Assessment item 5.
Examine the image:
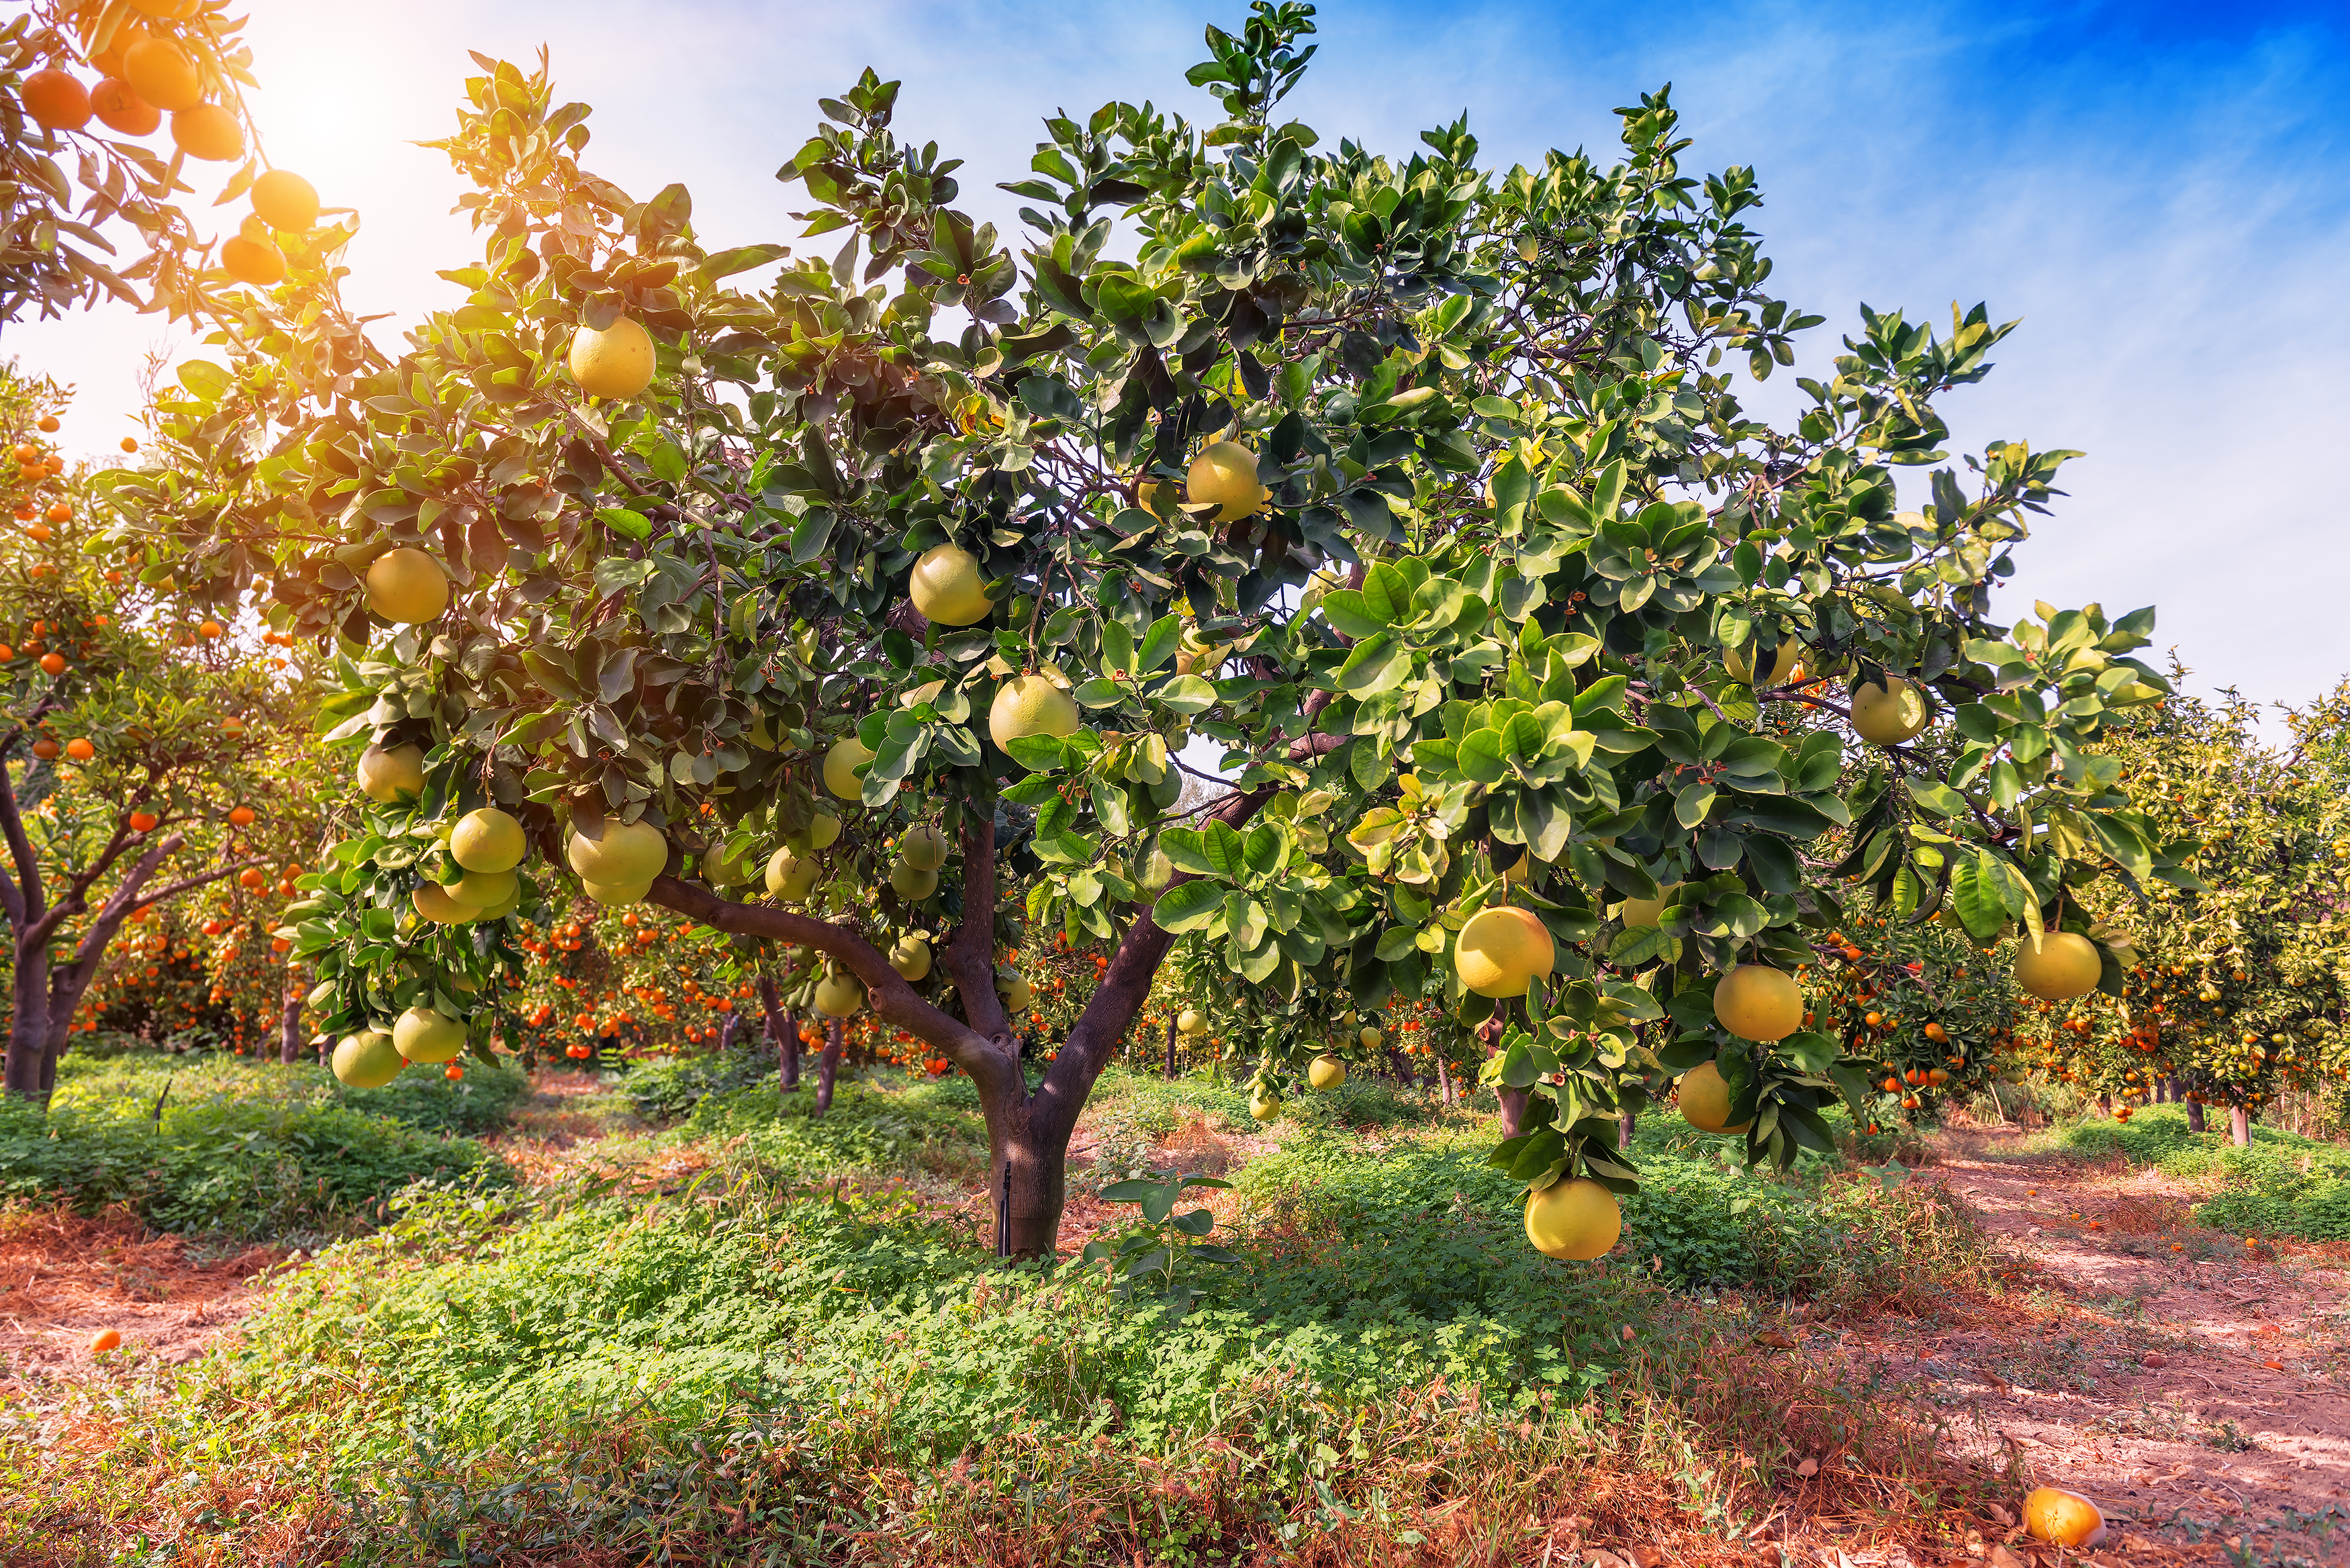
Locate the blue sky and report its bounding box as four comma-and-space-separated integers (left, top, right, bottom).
9, 0, 2347, 721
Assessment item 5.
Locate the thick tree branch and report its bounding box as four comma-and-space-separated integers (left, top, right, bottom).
647, 875, 1025, 1107
943, 805, 1013, 1046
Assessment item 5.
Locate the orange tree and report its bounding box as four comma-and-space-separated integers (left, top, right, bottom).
116, 6, 2177, 1257
0, 366, 324, 1098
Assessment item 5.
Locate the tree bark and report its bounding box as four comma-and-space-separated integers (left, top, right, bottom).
1163, 1014, 1177, 1078
4, 940, 52, 1100
759, 975, 798, 1092
2185, 1097, 2207, 1134
2230, 1104, 2251, 1147
279, 987, 302, 1065
1496, 1085, 1528, 1138
1435, 1053, 1455, 1107
815, 1018, 842, 1117
1619, 1110, 1637, 1149
719, 1013, 739, 1054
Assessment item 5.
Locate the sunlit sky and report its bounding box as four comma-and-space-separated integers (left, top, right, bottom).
7, 0, 2347, 729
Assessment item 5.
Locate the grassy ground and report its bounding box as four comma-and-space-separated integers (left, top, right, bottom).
0, 1053, 2034, 1565
2042, 1104, 2350, 1240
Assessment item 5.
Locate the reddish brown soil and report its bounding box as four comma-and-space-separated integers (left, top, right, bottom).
0, 1208, 280, 1386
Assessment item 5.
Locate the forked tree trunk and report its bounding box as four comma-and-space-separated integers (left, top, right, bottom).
3, 942, 53, 1100
814, 1018, 842, 1116
2230, 1104, 2251, 1147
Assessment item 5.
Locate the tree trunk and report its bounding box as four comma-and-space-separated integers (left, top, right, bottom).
1496, 1084, 1526, 1136
2230, 1104, 2251, 1147
759, 976, 797, 1093
1619, 1110, 1637, 1148
814, 1018, 842, 1116
279, 988, 302, 1065
1163, 1016, 1177, 1079
4, 939, 52, 1101
2097, 1092, 2112, 1119
719, 1013, 739, 1054
1435, 1054, 1455, 1107
2185, 1097, 2207, 1134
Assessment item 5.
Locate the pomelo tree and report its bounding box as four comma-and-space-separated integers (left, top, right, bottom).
115, 5, 2177, 1255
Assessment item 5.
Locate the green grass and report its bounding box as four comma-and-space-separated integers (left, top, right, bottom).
51, 1046, 532, 1136
2059, 1104, 2350, 1240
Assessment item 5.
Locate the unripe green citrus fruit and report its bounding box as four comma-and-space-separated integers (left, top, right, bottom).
908, 544, 993, 626
366, 548, 449, 624
1715, 965, 1803, 1042
898, 822, 949, 871
569, 316, 655, 399
765, 847, 820, 901
1359, 1026, 1381, 1049
332, 1030, 404, 1088
999, 974, 1033, 1012
703, 843, 758, 886
1456, 905, 1555, 997
357, 742, 424, 803
814, 972, 865, 1018
1176, 1008, 1205, 1035
1850, 675, 1930, 745
890, 937, 931, 981
890, 861, 939, 899
1525, 1177, 1621, 1260
988, 673, 1080, 753
392, 1006, 465, 1064
1308, 1054, 1347, 1091
824, 737, 873, 800
1250, 1089, 1282, 1122
449, 807, 526, 873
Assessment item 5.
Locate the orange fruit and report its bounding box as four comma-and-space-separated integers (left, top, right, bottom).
120, 437, 138, 453
249, 168, 320, 230
170, 103, 242, 162
64, 738, 94, 761
46, 503, 68, 522
40, 652, 65, 675
2023, 1487, 2106, 1547
228, 805, 256, 827
129, 812, 158, 832
89, 1328, 122, 1354
90, 79, 158, 136
221, 236, 284, 286
122, 37, 201, 112
22, 69, 93, 131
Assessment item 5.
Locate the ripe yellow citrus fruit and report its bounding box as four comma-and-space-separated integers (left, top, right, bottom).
412, 883, 478, 924
2014, 930, 2102, 1001
171, 103, 242, 161
446, 868, 516, 908
1525, 1177, 1621, 1261
221, 235, 284, 285
569, 317, 655, 399
356, 742, 425, 803
1850, 675, 1930, 745
765, 847, 819, 900
1726, 640, 1805, 687
702, 843, 758, 886
890, 937, 932, 980
331, 1030, 404, 1088
250, 168, 319, 230
908, 544, 993, 626
794, 811, 844, 852
565, 820, 668, 885
890, 861, 939, 899
824, 736, 873, 800
1617, 883, 1679, 926
1308, 1054, 1347, 1091
1715, 965, 1803, 1042
1359, 1026, 1382, 1049
582, 877, 650, 906
1676, 1060, 1752, 1134
449, 807, 526, 873
90, 79, 158, 137
814, 972, 865, 1018
898, 822, 949, 871
988, 673, 1080, 753
365, 548, 449, 624
1177, 1008, 1205, 1035
999, 974, 1034, 1012
1135, 475, 1176, 517
1456, 905, 1555, 997
393, 1006, 466, 1064
2023, 1487, 2106, 1548
1250, 1089, 1282, 1122
122, 37, 200, 111
1186, 441, 1267, 522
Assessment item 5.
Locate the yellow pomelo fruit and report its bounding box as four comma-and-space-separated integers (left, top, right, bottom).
357, 743, 425, 803
1850, 675, 1930, 745
908, 544, 993, 626
2024, 1487, 2106, 1548
1250, 1090, 1282, 1122
702, 843, 757, 886
1308, 1054, 1347, 1091
477, 892, 520, 921
392, 1006, 465, 1064
566, 820, 668, 886
449, 807, 526, 873
581, 877, 650, 906
1715, 965, 1804, 1042
1135, 475, 1176, 517
412, 883, 478, 924
1358, 1026, 1382, 1049
366, 548, 449, 624
898, 822, 949, 871
1617, 883, 1679, 927
824, 737, 873, 800
1456, 906, 1556, 997
890, 937, 931, 981
765, 848, 819, 901
446, 868, 517, 909
1726, 641, 1805, 687
569, 316, 655, 399
2014, 930, 2102, 1001
890, 861, 939, 899
1186, 441, 1267, 522
331, 1030, 403, 1088
1525, 1177, 1621, 1261
989, 673, 1080, 753
1176, 1008, 1205, 1036
250, 168, 319, 230
814, 972, 865, 1018
1676, 1060, 1752, 1134
999, 974, 1033, 1012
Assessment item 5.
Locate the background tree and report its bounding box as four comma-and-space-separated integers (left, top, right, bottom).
120, 5, 2175, 1257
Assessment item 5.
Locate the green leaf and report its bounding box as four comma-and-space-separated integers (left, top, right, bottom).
1150, 880, 1222, 933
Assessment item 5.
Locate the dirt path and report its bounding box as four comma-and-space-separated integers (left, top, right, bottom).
0, 1208, 280, 1388
1847, 1124, 2350, 1559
